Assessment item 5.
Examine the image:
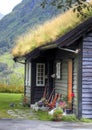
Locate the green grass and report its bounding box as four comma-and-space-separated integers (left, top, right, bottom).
0, 93, 38, 119
80, 118, 92, 123
35, 110, 50, 121
61, 115, 92, 123
0, 93, 23, 118
1, 93, 92, 122
36, 111, 92, 122
0, 93, 21, 109
0, 93, 45, 119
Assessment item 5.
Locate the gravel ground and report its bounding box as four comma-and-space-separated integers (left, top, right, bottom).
0, 119, 92, 130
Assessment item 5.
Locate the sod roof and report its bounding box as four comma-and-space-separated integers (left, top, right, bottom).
12, 1, 92, 57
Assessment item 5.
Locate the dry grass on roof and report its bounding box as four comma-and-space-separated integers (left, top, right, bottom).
12, 1, 92, 57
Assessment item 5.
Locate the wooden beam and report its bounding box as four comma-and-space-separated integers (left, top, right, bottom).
68, 59, 73, 109
77, 42, 82, 119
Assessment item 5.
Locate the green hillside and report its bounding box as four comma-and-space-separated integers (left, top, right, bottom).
0, 0, 62, 86
0, 0, 62, 54
0, 53, 24, 86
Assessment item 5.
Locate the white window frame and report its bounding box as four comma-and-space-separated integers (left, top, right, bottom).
56, 62, 61, 79
36, 63, 45, 86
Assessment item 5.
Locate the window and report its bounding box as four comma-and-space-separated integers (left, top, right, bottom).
36, 63, 45, 86
56, 62, 61, 79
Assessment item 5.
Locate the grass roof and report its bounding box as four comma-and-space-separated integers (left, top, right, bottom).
12, 1, 92, 57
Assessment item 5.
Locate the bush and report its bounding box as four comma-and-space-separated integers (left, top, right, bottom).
0, 83, 24, 93
51, 108, 63, 121
53, 108, 63, 116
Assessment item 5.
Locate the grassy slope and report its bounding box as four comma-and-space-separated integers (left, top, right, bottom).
0, 52, 24, 86
0, 0, 62, 86
0, 0, 62, 54
0, 52, 13, 67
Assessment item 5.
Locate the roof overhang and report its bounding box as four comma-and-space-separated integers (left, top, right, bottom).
14, 43, 57, 62
14, 16, 92, 63
13, 56, 26, 64
40, 43, 57, 50
56, 17, 92, 47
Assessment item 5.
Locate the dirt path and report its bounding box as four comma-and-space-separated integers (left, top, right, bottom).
7, 109, 37, 119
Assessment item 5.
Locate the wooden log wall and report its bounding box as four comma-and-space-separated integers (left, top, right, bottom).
54, 49, 78, 115
25, 63, 31, 104
72, 56, 78, 115
82, 32, 92, 118
55, 60, 68, 96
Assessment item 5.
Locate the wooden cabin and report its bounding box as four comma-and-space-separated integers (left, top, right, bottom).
13, 15, 92, 119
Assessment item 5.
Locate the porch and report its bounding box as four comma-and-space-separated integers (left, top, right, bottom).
25, 47, 79, 116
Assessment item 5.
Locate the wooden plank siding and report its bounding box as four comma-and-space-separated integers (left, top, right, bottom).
55, 60, 68, 96
31, 61, 36, 104
82, 32, 92, 118
33, 87, 45, 102
54, 48, 78, 115
25, 63, 31, 104
25, 85, 31, 99
72, 56, 78, 115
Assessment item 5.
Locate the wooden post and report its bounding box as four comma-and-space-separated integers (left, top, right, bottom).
68, 60, 73, 109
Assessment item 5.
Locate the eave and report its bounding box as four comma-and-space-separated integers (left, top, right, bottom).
14, 16, 92, 63
56, 16, 92, 47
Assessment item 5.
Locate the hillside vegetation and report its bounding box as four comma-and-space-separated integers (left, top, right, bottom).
0, 0, 62, 54
0, 0, 62, 86
13, 1, 92, 57
0, 53, 24, 87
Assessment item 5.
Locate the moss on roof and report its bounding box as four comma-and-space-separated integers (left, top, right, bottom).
12, 1, 92, 57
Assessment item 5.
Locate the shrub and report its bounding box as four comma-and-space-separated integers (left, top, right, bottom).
51, 108, 63, 121
0, 83, 24, 93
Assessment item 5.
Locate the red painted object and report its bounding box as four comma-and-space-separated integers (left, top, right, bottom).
71, 93, 75, 97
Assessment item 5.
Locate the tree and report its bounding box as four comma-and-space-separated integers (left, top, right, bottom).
41, 0, 92, 17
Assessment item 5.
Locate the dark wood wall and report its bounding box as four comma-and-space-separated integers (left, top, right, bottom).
30, 50, 55, 104
82, 32, 92, 118
31, 59, 46, 103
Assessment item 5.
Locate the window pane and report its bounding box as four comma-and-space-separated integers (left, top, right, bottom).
36, 63, 45, 86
